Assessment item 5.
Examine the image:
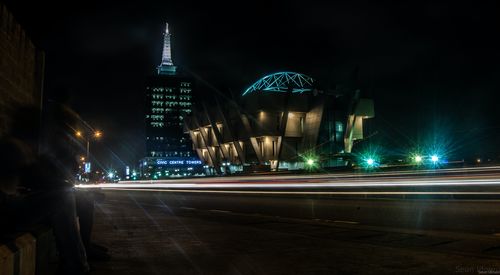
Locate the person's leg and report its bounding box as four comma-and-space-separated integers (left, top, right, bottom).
74, 190, 94, 250
75, 189, 110, 261
49, 188, 89, 274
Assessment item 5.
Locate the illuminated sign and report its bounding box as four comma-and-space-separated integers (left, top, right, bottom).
155, 159, 202, 166
84, 162, 91, 173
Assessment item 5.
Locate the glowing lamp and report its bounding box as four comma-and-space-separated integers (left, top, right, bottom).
431, 155, 439, 163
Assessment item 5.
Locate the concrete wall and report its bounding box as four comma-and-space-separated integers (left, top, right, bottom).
0, 228, 55, 275
301, 100, 324, 153
284, 112, 305, 137
0, 3, 44, 135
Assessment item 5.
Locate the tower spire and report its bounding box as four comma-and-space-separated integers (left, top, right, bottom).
157, 22, 177, 75
161, 22, 173, 66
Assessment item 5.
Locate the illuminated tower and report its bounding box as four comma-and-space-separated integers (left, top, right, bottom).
157, 22, 177, 75
142, 21, 200, 179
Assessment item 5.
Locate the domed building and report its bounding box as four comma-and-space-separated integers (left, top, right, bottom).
184, 71, 374, 175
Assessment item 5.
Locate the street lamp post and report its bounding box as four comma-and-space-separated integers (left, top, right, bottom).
86, 139, 90, 159
76, 129, 102, 166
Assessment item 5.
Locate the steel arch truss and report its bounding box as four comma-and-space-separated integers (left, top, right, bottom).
242, 72, 315, 96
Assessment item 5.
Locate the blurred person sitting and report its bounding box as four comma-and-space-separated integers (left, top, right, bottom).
38, 88, 110, 261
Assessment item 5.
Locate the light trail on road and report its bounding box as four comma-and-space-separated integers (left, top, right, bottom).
91, 188, 500, 197
76, 166, 500, 194
121, 165, 500, 184
79, 179, 500, 190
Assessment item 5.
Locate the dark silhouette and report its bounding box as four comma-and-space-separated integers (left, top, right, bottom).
1, 95, 108, 274
0, 135, 89, 275
40, 88, 111, 261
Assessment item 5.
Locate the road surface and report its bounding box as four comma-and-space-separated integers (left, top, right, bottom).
87, 167, 500, 274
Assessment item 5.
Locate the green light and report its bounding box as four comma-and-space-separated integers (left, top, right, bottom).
363, 156, 378, 168
357, 145, 382, 169
414, 155, 422, 163
431, 155, 439, 163
301, 153, 319, 171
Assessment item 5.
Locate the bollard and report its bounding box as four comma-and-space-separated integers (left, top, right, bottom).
0, 244, 14, 275
14, 234, 36, 275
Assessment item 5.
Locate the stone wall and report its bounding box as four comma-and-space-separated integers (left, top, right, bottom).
0, 3, 44, 135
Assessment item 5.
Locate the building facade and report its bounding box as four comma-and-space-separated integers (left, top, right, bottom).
0, 3, 45, 135
140, 22, 202, 179
184, 72, 374, 175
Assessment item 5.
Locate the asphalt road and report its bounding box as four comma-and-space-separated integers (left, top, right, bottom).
84, 166, 500, 234
86, 167, 500, 274
91, 189, 500, 274
102, 189, 500, 235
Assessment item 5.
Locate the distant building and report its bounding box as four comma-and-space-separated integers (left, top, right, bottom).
0, 3, 45, 135
184, 72, 374, 175
140, 22, 202, 179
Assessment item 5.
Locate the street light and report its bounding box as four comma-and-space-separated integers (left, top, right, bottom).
361, 154, 378, 168
431, 155, 439, 163
75, 130, 103, 159
366, 158, 374, 166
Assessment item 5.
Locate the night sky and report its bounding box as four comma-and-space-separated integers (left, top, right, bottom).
5, 1, 500, 171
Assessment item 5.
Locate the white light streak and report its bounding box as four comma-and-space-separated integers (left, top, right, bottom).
75, 166, 500, 193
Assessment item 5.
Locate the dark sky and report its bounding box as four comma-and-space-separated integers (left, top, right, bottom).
5, 0, 500, 170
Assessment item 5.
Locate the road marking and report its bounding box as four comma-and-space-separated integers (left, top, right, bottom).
333, 220, 359, 224
208, 209, 232, 213
180, 207, 196, 211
